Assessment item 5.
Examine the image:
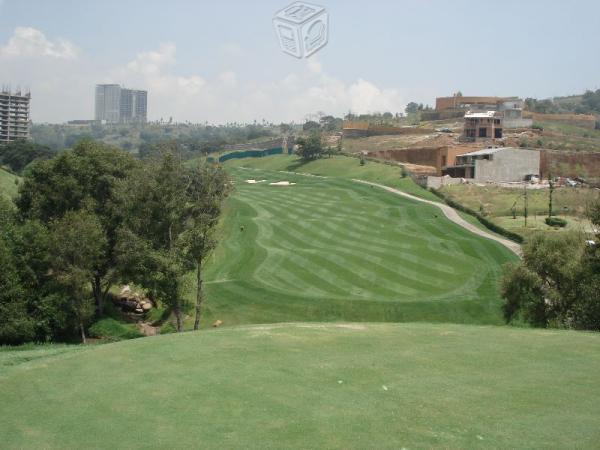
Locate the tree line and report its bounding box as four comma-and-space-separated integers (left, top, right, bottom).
0, 140, 229, 345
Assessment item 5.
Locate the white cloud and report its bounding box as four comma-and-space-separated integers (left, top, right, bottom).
0, 27, 77, 59
0, 32, 407, 123
109, 43, 407, 123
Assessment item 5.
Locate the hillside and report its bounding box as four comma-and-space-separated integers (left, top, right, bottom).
0, 167, 19, 200
193, 157, 517, 328
1, 323, 599, 448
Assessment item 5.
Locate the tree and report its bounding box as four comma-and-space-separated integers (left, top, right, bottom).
116, 151, 228, 332
295, 133, 324, 161
303, 121, 320, 132
405, 102, 419, 114
17, 140, 139, 315
501, 263, 546, 326
0, 140, 56, 173
49, 211, 107, 343
500, 232, 593, 329
181, 163, 229, 330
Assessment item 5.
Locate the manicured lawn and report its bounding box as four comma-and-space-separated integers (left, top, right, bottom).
219, 154, 441, 201
1, 323, 599, 449
192, 164, 517, 328
0, 167, 19, 200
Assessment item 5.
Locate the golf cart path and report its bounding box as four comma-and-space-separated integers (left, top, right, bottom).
353, 179, 522, 257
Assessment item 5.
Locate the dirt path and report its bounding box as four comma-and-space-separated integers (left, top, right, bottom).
353, 179, 522, 257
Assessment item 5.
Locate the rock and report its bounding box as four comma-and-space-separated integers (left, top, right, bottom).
120, 285, 131, 296
142, 303, 152, 311
212, 320, 223, 328
134, 308, 144, 314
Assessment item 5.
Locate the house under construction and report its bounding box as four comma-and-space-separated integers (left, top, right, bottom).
0, 88, 31, 144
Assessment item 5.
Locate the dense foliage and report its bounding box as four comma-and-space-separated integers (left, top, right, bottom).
525, 89, 600, 115
501, 203, 600, 330
0, 140, 229, 345
0, 140, 56, 173
295, 133, 325, 161
32, 122, 275, 156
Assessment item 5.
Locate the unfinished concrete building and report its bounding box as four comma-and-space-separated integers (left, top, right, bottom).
463, 111, 503, 141
0, 89, 31, 144
444, 147, 540, 182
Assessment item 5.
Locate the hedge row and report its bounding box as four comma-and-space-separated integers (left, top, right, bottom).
429, 189, 524, 244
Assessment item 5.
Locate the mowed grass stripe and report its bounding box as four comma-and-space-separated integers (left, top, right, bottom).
198, 166, 517, 326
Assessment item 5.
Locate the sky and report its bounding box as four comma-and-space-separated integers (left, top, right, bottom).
0, 0, 599, 124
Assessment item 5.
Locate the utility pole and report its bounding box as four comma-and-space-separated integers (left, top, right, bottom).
548, 174, 555, 218
524, 183, 528, 228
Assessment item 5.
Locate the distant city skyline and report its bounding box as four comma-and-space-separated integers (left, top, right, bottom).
1, 0, 599, 123
95, 84, 147, 124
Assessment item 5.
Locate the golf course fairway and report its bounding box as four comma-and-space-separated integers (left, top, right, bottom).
200, 164, 517, 327
2, 323, 599, 448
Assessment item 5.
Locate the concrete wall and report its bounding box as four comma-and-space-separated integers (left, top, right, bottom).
503, 118, 533, 129
474, 149, 540, 182
426, 175, 464, 189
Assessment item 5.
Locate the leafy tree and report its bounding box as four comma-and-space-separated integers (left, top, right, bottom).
180, 163, 229, 330
319, 116, 343, 132
302, 121, 320, 132
0, 234, 35, 345
49, 211, 108, 343
116, 151, 227, 331
295, 133, 324, 161
17, 140, 139, 315
500, 232, 598, 329
0, 140, 56, 173
405, 102, 419, 114
501, 263, 546, 326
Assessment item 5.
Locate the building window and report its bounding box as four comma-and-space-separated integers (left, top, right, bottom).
495, 128, 502, 139
479, 128, 487, 138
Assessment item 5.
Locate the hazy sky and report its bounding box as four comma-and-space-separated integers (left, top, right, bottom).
1, 0, 599, 123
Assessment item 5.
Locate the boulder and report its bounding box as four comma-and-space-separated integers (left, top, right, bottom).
212, 320, 223, 328
142, 303, 152, 311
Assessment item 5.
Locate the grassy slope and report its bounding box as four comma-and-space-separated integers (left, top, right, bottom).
193, 164, 516, 328
218, 154, 440, 201
0, 167, 19, 200
440, 183, 599, 239
1, 323, 599, 449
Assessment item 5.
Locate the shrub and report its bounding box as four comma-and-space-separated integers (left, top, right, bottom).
88, 318, 143, 342
545, 217, 568, 227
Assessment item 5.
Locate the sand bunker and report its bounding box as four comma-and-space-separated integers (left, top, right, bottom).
269, 181, 296, 186
245, 179, 267, 184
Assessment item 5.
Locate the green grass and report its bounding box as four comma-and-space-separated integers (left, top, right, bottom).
0, 167, 19, 200
441, 183, 599, 219
191, 164, 517, 328
1, 322, 599, 448
220, 154, 439, 201
88, 318, 144, 341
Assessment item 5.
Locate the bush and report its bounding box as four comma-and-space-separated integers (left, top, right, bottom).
88, 318, 143, 342
545, 217, 568, 227
429, 189, 524, 244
